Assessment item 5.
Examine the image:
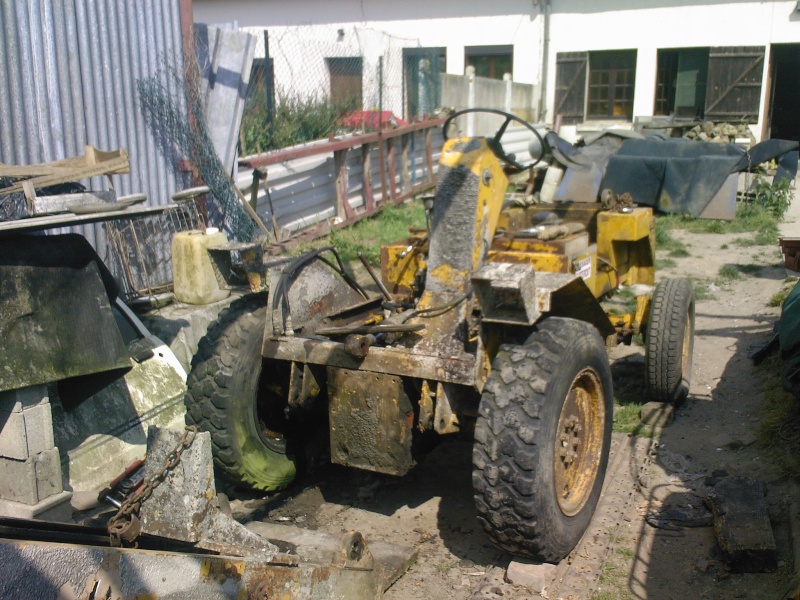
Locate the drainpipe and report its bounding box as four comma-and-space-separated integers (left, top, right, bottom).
538, 0, 551, 123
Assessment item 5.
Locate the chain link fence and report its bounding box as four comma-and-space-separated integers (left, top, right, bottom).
239, 25, 446, 156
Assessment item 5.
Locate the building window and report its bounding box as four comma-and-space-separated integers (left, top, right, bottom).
654, 48, 709, 118
465, 45, 513, 80
326, 57, 363, 109
587, 50, 637, 119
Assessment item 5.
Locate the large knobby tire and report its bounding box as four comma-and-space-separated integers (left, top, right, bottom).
184, 295, 297, 491
473, 317, 613, 562
645, 278, 695, 404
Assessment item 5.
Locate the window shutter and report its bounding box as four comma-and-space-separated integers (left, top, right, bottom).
555, 52, 588, 124
704, 46, 765, 123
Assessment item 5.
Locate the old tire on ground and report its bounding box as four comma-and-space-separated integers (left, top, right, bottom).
473, 317, 613, 562
645, 278, 695, 403
184, 294, 297, 491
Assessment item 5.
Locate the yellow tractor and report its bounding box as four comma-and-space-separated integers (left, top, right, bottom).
185, 109, 695, 562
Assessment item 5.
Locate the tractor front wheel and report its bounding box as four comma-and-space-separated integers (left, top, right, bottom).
184, 295, 298, 491
473, 317, 613, 562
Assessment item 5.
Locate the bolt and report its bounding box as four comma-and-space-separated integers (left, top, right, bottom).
254, 580, 270, 600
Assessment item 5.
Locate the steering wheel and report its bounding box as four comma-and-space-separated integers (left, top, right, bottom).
442, 108, 546, 171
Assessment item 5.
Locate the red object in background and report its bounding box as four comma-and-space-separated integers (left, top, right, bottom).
338, 110, 409, 131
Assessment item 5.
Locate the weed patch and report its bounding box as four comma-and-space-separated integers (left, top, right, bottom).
771, 278, 800, 308
756, 354, 800, 478
295, 201, 426, 263
668, 247, 690, 258
656, 202, 779, 238
656, 257, 677, 270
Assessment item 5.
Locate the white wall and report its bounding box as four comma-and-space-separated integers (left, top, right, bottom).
546, 1, 800, 136
193, 0, 800, 137
192, 0, 546, 90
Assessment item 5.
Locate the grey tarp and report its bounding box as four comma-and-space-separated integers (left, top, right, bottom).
599, 138, 799, 216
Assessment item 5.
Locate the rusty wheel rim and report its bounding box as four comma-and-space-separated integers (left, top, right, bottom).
553, 368, 605, 517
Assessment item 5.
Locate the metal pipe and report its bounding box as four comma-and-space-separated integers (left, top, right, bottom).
539, 0, 551, 123
357, 251, 392, 301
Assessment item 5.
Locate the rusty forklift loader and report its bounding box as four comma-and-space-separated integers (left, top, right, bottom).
185, 110, 695, 562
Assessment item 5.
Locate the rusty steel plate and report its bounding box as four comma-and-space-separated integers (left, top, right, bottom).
328, 368, 414, 476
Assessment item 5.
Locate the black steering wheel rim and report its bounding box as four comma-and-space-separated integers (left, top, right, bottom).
442, 108, 546, 171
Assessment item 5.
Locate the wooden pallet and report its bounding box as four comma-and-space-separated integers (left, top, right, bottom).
0, 146, 130, 213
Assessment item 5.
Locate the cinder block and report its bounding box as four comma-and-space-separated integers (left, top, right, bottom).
0, 401, 55, 460
640, 401, 675, 430
0, 490, 72, 521
23, 403, 55, 456
505, 560, 558, 593
35, 447, 63, 500
0, 455, 38, 504
0, 412, 29, 459
0, 385, 48, 413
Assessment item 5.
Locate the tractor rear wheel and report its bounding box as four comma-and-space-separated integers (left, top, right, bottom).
645, 278, 695, 403
184, 295, 298, 491
473, 317, 613, 562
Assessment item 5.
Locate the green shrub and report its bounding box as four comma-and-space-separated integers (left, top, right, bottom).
239, 91, 356, 155
748, 175, 793, 219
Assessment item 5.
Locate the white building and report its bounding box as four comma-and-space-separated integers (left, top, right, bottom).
193, 0, 800, 142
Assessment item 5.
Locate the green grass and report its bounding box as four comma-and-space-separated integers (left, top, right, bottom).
434, 561, 454, 574
770, 278, 799, 307
756, 354, 800, 479
656, 257, 677, 270
656, 202, 780, 237
612, 401, 655, 437
295, 200, 426, 263
668, 247, 690, 258
689, 278, 715, 301
717, 264, 743, 282
714, 263, 763, 286
604, 287, 638, 315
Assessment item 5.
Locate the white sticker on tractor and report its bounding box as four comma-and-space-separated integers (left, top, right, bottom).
575, 257, 592, 280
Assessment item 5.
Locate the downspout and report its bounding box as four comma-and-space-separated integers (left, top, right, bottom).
538, 0, 551, 123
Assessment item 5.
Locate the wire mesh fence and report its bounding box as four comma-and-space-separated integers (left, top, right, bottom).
106, 200, 206, 302
239, 25, 446, 157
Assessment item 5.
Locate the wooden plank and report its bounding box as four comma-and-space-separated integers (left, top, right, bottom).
32, 191, 117, 215
334, 148, 354, 220
706, 477, 777, 573
362, 143, 375, 212
401, 133, 412, 194
425, 129, 434, 184
0, 204, 173, 235
0, 150, 130, 195
387, 139, 397, 200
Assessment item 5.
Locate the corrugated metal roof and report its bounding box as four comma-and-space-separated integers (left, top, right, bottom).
0, 0, 191, 259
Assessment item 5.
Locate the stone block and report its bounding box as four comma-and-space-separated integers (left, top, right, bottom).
505, 560, 558, 593
0, 490, 72, 521
0, 401, 55, 460
0, 455, 38, 504
35, 447, 63, 500
640, 401, 674, 430
23, 403, 55, 456
0, 411, 29, 459
0, 385, 48, 413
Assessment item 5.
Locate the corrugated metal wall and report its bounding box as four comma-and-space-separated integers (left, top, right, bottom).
0, 0, 190, 259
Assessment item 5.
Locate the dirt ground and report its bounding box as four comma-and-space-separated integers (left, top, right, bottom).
227, 188, 800, 600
